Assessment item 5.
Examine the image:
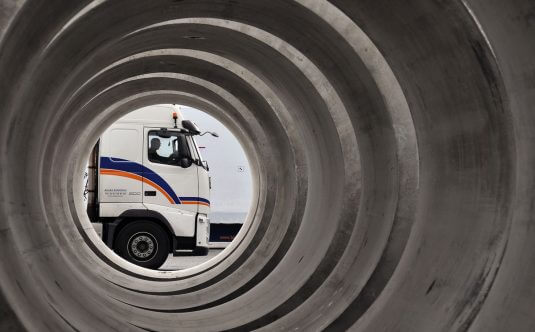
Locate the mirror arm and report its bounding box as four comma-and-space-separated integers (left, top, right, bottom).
200, 131, 219, 137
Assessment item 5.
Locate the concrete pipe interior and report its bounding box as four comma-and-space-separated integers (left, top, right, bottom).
0, 1, 534, 331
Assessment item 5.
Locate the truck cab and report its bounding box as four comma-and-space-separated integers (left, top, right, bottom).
86, 105, 213, 269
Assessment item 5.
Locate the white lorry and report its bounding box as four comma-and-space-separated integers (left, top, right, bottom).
86, 105, 217, 269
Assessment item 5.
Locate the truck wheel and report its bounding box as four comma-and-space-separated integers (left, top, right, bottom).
114, 221, 170, 269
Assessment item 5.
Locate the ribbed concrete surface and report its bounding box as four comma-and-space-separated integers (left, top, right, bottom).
0, 1, 534, 331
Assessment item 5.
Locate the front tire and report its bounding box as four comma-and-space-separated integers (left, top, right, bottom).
114, 220, 170, 269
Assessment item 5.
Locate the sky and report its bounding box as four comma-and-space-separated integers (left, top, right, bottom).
179, 105, 253, 214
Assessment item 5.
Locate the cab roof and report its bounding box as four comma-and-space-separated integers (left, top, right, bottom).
115, 105, 185, 129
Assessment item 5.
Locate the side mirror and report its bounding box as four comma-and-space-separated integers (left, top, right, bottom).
180, 158, 193, 168
182, 120, 201, 135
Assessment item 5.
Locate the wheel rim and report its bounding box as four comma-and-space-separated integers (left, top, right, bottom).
127, 232, 158, 262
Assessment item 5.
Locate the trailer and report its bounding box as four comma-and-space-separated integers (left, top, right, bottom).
86, 105, 217, 269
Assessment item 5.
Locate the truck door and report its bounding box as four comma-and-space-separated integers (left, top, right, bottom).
142, 128, 199, 237
99, 125, 144, 210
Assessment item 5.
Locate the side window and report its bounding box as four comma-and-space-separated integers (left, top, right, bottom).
147, 131, 191, 165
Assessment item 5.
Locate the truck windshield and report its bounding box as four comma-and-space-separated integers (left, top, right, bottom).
148, 131, 191, 165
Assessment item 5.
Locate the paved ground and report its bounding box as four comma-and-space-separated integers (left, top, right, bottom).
160, 249, 223, 270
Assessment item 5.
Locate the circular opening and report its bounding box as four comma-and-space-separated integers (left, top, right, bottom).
82, 104, 255, 272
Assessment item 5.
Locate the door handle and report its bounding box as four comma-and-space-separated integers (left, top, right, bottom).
144, 191, 156, 196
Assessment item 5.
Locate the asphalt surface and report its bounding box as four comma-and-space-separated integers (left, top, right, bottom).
160, 249, 223, 270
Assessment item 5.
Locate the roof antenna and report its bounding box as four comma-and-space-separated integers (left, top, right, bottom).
172, 105, 179, 129
172, 112, 178, 128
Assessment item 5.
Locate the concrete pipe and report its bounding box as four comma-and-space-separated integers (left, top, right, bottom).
0, 0, 534, 331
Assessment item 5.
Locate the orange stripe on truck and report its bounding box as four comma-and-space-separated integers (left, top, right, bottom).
100, 169, 175, 204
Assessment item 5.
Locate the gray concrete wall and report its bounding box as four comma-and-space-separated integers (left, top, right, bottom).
0, 0, 533, 331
